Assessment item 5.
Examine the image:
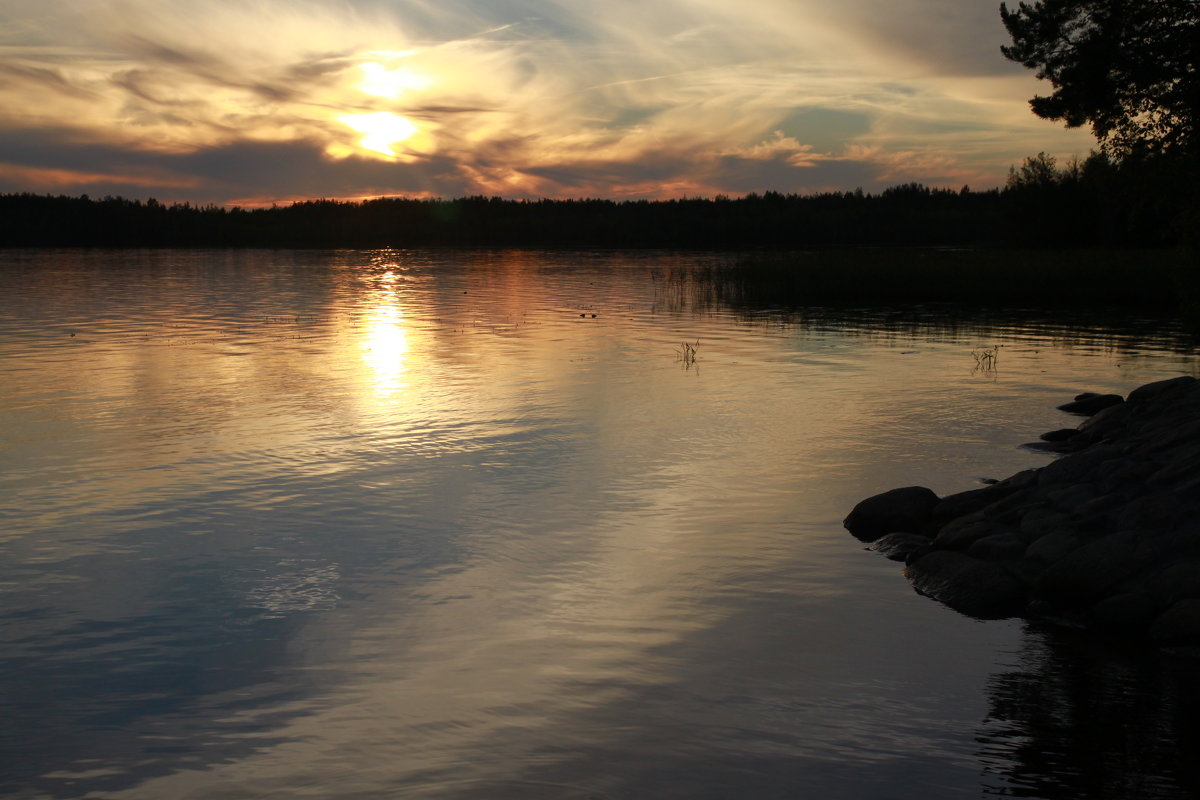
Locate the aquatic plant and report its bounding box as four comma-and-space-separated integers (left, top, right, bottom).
972, 345, 1002, 372
675, 339, 699, 369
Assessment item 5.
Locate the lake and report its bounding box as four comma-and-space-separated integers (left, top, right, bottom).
2, 248, 1199, 799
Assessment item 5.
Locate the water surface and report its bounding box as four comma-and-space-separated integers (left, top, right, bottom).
2, 249, 1198, 799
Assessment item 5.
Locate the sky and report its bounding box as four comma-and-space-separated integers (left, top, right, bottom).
0, 0, 1096, 205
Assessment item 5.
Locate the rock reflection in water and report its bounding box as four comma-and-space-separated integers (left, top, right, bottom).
979, 625, 1200, 799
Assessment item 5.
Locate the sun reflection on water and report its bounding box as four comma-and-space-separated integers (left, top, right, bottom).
360, 271, 410, 400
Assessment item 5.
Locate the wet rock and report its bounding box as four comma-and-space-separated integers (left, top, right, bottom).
869, 532, 932, 562
1040, 428, 1080, 442
905, 550, 1027, 619
843, 486, 939, 542
1057, 393, 1124, 415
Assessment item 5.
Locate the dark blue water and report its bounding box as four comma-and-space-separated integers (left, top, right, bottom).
2, 249, 1198, 799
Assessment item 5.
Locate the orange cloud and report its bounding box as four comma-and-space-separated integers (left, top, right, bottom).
0, 162, 203, 190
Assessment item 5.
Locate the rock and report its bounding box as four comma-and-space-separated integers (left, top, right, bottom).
933, 516, 996, 550
843, 486, 939, 542
931, 483, 1022, 522
847, 376, 1200, 652
1038, 443, 1122, 486
1040, 428, 1080, 442
1135, 417, 1200, 456
869, 532, 932, 561
1018, 507, 1072, 542
1114, 492, 1190, 532
997, 468, 1041, 490
1034, 530, 1159, 606
967, 533, 1027, 562
1092, 458, 1156, 493
1043, 482, 1100, 511
1127, 375, 1196, 405
1077, 401, 1134, 435
1022, 439, 1076, 453
1057, 393, 1124, 415
1147, 561, 1200, 608
1150, 599, 1200, 646
1023, 530, 1082, 565
1087, 592, 1157, 636
1160, 521, 1200, 559
905, 550, 1027, 619
1148, 447, 1200, 488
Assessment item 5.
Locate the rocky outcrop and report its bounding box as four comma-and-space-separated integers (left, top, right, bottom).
843, 486, 940, 541
845, 375, 1200, 650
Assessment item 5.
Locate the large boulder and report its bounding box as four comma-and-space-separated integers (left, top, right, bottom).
843, 486, 939, 542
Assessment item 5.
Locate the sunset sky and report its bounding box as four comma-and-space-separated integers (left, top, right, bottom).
0, 0, 1095, 205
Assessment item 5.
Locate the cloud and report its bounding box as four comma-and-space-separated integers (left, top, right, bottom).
0, 0, 1095, 202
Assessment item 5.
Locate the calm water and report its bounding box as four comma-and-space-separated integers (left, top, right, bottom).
2, 249, 1199, 800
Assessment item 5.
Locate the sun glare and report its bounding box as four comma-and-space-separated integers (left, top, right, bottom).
338, 112, 419, 158
358, 62, 433, 99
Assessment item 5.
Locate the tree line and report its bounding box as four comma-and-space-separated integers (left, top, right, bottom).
0, 160, 1189, 249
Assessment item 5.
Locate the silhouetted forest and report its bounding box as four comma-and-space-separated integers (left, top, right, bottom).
0, 151, 1193, 249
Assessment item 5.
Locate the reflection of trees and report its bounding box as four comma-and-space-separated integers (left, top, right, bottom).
977, 624, 1200, 799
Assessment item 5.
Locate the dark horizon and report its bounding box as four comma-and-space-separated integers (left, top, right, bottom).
0, 151, 1191, 250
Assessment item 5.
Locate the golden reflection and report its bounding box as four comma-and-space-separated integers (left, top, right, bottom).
360, 271, 410, 399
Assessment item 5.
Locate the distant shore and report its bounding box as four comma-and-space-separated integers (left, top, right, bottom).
0, 181, 1189, 251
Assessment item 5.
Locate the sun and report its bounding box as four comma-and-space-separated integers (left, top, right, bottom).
337, 112, 419, 159
327, 57, 435, 161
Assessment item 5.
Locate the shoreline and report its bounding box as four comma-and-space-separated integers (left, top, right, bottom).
845, 375, 1200, 652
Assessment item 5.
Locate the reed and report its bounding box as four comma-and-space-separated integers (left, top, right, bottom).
675, 339, 699, 369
